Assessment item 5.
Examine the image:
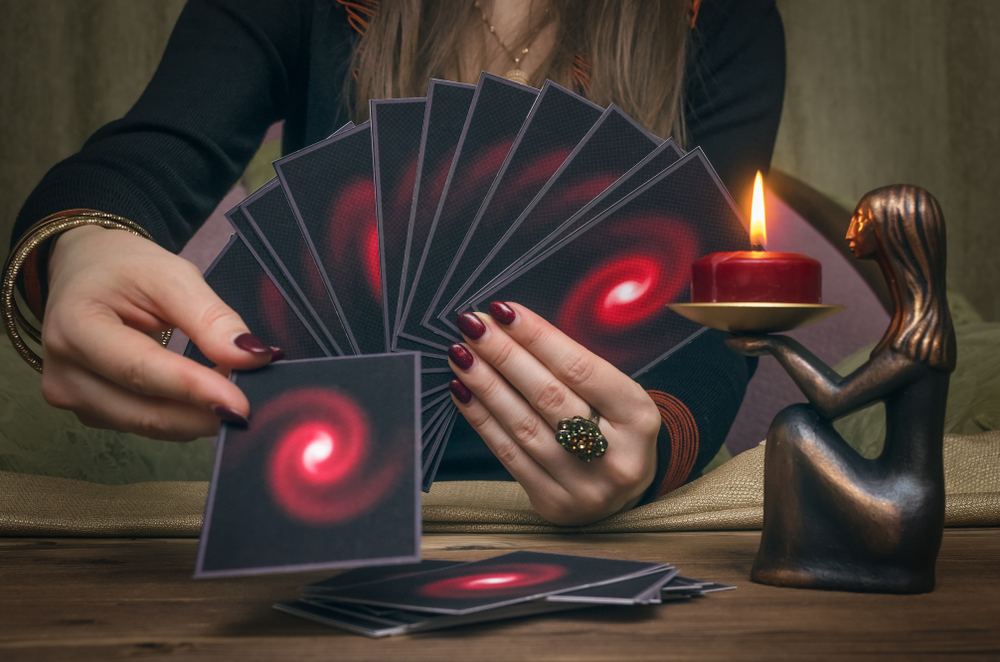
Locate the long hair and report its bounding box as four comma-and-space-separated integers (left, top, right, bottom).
861, 185, 956, 372
346, 0, 691, 143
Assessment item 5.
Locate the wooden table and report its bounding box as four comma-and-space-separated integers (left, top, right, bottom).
1, 529, 998, 660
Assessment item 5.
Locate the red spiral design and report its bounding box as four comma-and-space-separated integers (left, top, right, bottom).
259, 272, 299, 350
326, 178, 381, 302
419, 563, 569, 598
243, 388, 403, 525
554, 214, 698, 362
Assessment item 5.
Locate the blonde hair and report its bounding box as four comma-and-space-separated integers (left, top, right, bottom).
861, 185, 956, 372
346, 0, 691, 143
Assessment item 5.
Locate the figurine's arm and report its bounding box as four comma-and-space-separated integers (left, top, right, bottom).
727, 335, 926, 419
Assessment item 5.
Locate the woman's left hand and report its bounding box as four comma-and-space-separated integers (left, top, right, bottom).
448, 302, 660, 526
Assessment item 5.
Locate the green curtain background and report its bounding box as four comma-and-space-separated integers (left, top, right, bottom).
2, 0, 998, 319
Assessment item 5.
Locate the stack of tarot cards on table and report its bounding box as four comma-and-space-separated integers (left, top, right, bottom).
184, 71, 751, 492
273, 552, 734, 637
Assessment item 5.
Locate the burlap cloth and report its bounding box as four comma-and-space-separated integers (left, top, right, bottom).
1, 430, 996, 537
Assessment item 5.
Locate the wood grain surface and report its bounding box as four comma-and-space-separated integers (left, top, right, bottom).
1, 529, 998, 661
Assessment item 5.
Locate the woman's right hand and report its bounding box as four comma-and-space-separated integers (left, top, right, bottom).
40, 225, 276, 441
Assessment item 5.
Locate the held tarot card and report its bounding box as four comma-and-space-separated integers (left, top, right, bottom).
195, 353, 421, 577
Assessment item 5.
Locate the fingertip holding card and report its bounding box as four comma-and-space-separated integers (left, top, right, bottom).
184, 235, 330, 367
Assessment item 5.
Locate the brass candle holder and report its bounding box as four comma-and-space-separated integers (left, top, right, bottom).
669, 302, 844, 334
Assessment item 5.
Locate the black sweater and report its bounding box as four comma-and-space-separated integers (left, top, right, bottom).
13, 0, 785, 496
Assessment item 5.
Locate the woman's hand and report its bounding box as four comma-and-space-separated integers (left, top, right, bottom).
40, 225, 276, 441
448, 302, 660, 526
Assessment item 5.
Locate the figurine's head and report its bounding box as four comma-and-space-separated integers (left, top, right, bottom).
846, 207, 878, 259
855, 185, 955, 371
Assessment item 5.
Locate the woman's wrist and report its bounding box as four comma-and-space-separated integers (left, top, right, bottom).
3, 209, 167, 372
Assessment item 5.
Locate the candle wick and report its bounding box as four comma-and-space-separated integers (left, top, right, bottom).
751, 242, 765, 252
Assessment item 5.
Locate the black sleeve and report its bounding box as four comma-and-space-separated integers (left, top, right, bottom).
11, 0, 315, 254
684, 0, 786, 207
634, 330, 756, 504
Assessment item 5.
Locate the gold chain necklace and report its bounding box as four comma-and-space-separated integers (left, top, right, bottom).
473, 0, 548, 86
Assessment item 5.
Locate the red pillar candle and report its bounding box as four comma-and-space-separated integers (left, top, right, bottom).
690, 251, 822, 303
689, 171, 822, 304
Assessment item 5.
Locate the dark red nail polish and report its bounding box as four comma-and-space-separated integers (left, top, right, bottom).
234, 333, 270, 355
213, 405, 249, 427
456, 312, 486, 340
488, 301, 516, 325
449, 379, 473, 404
448, 343, 474, 370
269, 346, 285, 362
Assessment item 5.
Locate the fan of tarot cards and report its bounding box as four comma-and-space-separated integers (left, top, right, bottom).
189, 73, 749, 581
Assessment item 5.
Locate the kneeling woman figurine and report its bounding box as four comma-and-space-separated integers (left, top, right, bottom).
727, 184, 955, 594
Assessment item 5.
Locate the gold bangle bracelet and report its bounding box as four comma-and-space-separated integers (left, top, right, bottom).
2, 210, 174, 373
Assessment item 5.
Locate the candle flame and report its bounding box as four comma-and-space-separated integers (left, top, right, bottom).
750, 170, 767, 250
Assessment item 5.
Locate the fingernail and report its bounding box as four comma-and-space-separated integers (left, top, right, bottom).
269, 346, 285, 362
234, 333, 270, 356
213, 405, 249, 427
448, 343, 474, 370
456, 312, 486, 340
488, 301, 516, 325
449, 379, 473, 404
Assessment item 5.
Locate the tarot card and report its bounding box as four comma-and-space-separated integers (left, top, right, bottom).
225, 205, 334, 356
454, 115, 682, 314
371, 97, 450, 361
393, 79, 476, 353
424, 412, 459, 492
315, 550, 668, 615
660, 576, 707, 596
421, 401, 455, 462
419, 393, 450, 431
660, 576, 736, 595
420, 377, 452, 405
240, 179, 356, 355
195, 353, 421, 577
422, 394, 459, 461
274, 598, 584, 638
274, 600, 415, 637
275, 123, 386, 355
399, 73, 538, 343
546, 567, 679, 605
469, 149, 749, 378
420, 400, 451, 447
420, 401, 450, 448
481, 138, 688, 297
418, 368, 456, 399
184, 235, 329, 366
427, 80, 603, 335
300, 560, 464, 597
421, 405, 455, 471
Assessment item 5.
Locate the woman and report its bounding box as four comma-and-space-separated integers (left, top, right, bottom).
727, 185, 955, 592
6, 0, 785, 525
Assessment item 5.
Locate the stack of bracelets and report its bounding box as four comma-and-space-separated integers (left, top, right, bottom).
2, 210, 173, 373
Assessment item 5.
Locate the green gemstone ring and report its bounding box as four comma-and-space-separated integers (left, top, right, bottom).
555, 408, 607, 462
